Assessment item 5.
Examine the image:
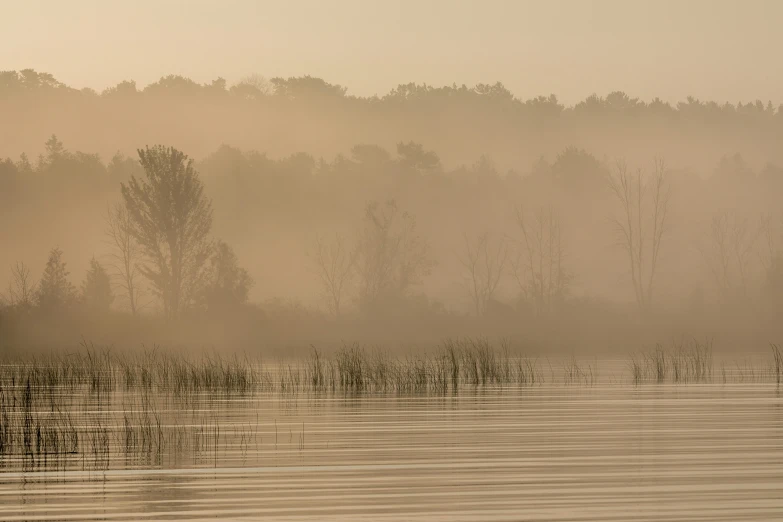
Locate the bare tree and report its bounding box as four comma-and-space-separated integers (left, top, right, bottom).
233, 74, 273, 96
354, 200, 434, 310
1, 262, 36, 311
459, 232, 508, 316
512, 206, 569, 315
608, 158, 671, 312
310, 233, 355, 316
105, 203, 142, 315
759, 212, 783, 273
700, 211, 759, 302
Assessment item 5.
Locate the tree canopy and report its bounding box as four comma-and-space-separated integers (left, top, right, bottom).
121, 146, 213, 318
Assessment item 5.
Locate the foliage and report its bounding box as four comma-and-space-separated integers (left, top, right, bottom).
396, 141, 440, 172
201, 241, 253, 312
121, 146, 213, 319
81, 257, 114, 311
36, 248, 76, 311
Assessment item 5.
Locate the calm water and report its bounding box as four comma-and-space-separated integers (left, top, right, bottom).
2, 383, 783, 521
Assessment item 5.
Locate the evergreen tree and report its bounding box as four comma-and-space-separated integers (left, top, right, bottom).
44, 134, 65, 161
37, 247, 76, 311
81, 257, 114, 311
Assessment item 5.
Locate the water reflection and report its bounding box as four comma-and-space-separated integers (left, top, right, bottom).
1, 384, 782, 520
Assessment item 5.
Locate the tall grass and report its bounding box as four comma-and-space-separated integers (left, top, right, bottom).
629, 339, 713, 385
772, 344, 782, 385
1, 336, 782, 472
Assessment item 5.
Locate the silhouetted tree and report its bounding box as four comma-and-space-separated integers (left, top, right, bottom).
354, 200, 433, 310
37, 248, 76, 311
270, 76, 347, 99
143, 75, 203, 95
700, 211, 760, 303
512, 207, 570, 315
121, 146, 213, 319
0, 70, 68, 97
230, 74, 272, 99
396, 142, 440, 173
101, 80, 138, 97
310, 233, 355, 316
459, 232, 508, 316
1, 262, 36, 313
713, 153, 754, 185
81, 257, 114, 311
107, 152, 143, 183
609, 158, 671, 312
38, 134, 68, 171
351, 144, 391, 167
765, 255, 783, 309
550, 147, 606, 192
201, 240, 253, 312
105, 203, 142, 315
16, 153, 33, 174
44, 134, 65, 161
469, 155, 500, 182
759, 213, 783, 272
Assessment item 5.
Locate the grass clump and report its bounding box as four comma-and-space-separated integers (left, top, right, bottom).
629, 338, 713, 385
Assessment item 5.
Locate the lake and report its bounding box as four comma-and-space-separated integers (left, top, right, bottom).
2, 369, 782, 521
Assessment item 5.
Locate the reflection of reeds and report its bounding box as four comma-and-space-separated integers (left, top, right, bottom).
0, 338, 549, 409
1, 336, 782, 471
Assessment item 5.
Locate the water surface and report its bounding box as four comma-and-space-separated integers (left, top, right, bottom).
2, 383, 782, 521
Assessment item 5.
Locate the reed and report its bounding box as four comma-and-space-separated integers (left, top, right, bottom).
772, 344, 782, 385
2, 336, 782, 472
629, 338, 714, 385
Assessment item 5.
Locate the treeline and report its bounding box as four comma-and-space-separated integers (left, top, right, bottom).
4, 69, 781, 120
1, 136, 782, 350
2, 69, 783, 171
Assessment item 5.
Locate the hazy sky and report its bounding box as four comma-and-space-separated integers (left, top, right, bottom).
3, 0, 781, 104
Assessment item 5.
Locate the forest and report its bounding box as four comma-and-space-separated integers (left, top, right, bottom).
1, 69, 782, 353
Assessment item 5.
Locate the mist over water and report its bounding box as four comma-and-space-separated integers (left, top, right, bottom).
2, 1, 783, 520
1, 71, 782, 349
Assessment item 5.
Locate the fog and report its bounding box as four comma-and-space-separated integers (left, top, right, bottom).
1, 1, 782, 354
4, 0, 783, 104
5, 5, 783, 521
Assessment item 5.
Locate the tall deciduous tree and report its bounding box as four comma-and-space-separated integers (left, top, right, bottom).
121, 146, 213, 319
700, 211, 760, 303
609, 158, 671, 312
105, 203, 142, 315
354, 200, 433, 310
310, 233, 355, 316
460, 231, 508, 317
512, 207, 570, 315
